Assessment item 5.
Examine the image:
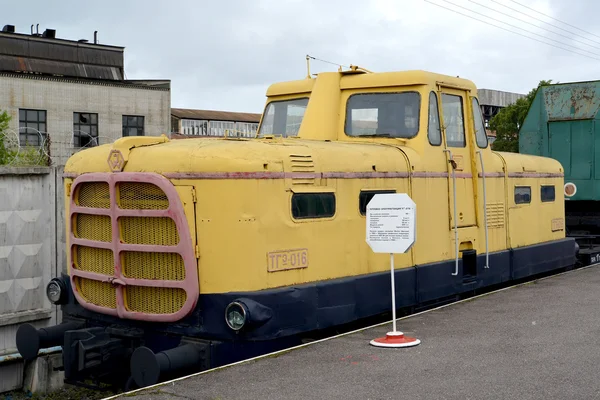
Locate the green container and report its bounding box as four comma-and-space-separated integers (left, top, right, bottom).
519, 81, 600, 201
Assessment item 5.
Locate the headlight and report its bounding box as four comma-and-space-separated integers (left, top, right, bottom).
225, 301, 247, 331
46, 278, 67, 305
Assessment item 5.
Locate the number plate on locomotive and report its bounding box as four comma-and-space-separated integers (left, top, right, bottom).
267, 248, 309, 272
551, 218, 565, 232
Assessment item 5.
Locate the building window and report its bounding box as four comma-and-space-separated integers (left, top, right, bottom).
19, 109, 46, 146
515, 186, 531, 204
122, 115, 145, 137
541, 185, 555, 202
441, 94, 466, 148
291, 193, 335, 219
344, 92, 420, 138
359, 190, 396, 215
73, 112, 98, 147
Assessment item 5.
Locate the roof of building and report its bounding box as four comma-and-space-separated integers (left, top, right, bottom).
0, 27, 126, 81
0, 72, 170, 90
171, 108, 262, 123
478, 88, 525, 107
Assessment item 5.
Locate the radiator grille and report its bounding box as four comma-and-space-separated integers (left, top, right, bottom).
118, 182, 169, 210
75, 277, 117, 309
122, 252, 185, 280
126, 286, 187, 314
69, 173, 197, 321
73, 246, 114, 276
120, 216, 179, 246
74, 214, 112, 242
486, 202, 505, 228
77, 182, 110, 209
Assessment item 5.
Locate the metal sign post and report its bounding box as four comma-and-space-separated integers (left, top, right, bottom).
366, 193, 420, 348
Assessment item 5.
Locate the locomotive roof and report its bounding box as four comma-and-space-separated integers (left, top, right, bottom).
265, 69, 478, 97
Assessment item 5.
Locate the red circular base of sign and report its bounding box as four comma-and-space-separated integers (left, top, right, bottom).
369, 331, 421, 348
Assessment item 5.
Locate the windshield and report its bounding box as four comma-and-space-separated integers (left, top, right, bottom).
345, 92, 420, 138
258, 98, 309, 137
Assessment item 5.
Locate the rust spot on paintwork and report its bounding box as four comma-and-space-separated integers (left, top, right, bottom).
544, 84, 600, 121
17, 56, 27, 72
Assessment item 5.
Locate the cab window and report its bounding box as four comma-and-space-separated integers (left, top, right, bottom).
428, 92, 442, 146
258, 98, 309, 137
441, 94, 466, 147
359, 189, 396, 215
472, 97, 488, 148
515, 186, 531, 204
292, 193, 336, 219
541, 185, 555, 202
345, 92, 420, 138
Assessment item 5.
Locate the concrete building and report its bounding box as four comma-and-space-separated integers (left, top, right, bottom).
478, 88, 526, 144
0, 24, 170, 166
171, 108, 261, 138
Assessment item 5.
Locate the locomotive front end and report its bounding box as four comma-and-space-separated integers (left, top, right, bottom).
15, 139, 211, 389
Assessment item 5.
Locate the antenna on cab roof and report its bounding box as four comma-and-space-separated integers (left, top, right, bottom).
305, 54, 372, 77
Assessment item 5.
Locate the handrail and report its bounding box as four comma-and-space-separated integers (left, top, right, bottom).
477, 150, 490, 269
444, 149, 459, 276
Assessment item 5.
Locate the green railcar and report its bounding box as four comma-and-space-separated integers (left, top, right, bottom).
520, 81, 600, 235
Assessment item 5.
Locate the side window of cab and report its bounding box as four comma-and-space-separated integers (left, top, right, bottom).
441, 94, 466, 147
471, 97, 488, 148
428, 92, 442, 146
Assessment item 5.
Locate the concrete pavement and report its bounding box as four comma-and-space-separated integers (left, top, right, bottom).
107, 265, 600, 400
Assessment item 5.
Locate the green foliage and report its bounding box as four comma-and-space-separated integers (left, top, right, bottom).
489, 80, 554, 153
0, 110, 11, 164
0, 109, 50, 166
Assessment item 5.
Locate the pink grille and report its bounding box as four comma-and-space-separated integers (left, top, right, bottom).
68, 172, 199, 322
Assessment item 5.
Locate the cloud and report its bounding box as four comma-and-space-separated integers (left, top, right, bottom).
6, 0, 600, 113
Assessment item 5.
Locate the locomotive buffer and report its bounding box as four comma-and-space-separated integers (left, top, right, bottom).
366, 193, 420, 348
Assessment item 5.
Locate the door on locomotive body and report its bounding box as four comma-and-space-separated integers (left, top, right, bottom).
437, 87, 477, 229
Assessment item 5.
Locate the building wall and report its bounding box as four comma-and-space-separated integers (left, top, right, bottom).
0, 73, 170, 166
478, 89, 525, 108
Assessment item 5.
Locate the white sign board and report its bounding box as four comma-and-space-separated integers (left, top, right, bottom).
366, 193, 416, 254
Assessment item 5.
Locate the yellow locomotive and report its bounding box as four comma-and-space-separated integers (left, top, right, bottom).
16, 66, 576, 389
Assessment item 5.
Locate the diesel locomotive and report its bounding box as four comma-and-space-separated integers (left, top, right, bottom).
16, 67, 577, 389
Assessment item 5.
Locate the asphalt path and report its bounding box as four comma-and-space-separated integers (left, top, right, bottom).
109, 265, 600, 400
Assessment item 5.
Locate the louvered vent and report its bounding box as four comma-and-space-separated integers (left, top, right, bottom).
289, 154, 315, 185
486, 202, 505, 228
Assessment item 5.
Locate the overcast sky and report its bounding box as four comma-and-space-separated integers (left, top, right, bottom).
8, 0, 600, 113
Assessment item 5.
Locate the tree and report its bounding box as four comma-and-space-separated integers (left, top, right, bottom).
0, 110, 11, 165
489, 80, 553, 153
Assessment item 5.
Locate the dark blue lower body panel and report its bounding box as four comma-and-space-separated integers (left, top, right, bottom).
511, 238, 576, 280
416, 250, 511, 304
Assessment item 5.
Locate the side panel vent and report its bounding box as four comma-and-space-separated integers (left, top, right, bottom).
486, 202, 505, 228
289, 154, 316, 185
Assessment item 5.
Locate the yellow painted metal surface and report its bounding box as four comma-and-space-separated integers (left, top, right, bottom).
63, 68, 566, 297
